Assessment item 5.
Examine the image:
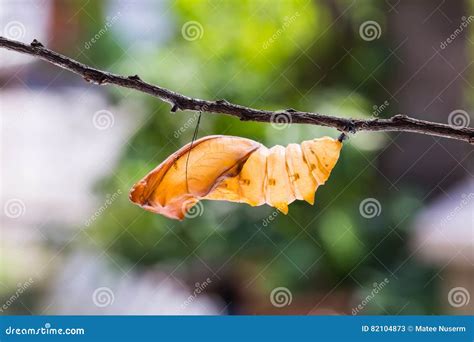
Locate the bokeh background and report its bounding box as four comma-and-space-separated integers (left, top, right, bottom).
1, 0, 473, 315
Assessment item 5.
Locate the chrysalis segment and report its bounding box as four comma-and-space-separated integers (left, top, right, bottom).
238, 146, 269, 206
204, 164, 242, 203
301, 138, 342, 186
309, 138, 342, 176
204, 146, 269, 206
265, 145, 295, 214
285, 143, 318, 205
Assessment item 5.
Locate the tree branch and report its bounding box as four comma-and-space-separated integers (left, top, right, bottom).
1, 36, 473, 144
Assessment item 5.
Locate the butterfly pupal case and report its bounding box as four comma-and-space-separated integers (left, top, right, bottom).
129, 135, 342, 220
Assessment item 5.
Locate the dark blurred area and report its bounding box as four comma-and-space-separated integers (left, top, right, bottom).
1, 0, 472, 315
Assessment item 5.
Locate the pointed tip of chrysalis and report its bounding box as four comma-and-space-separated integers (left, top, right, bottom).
275, 204, 289, 215
304, 193, 315, 206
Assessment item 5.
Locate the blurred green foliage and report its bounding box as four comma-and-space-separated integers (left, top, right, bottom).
80, 0, 446, 314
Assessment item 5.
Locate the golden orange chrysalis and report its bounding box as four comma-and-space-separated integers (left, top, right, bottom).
129, 135, 342, 220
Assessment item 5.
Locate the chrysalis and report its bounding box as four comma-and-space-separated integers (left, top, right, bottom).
130, 135, 342, 220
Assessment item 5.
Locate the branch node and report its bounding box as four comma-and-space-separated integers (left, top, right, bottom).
238, 114, 250, 121
128, 74, 141, 81
392, 114, 409, 121
343, 120, 357, 134
30, 39, 43, 48
84, 74, 107, 85
285, 108, 297, 112
171, 104, 179, 113
215, 99, 229, 105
